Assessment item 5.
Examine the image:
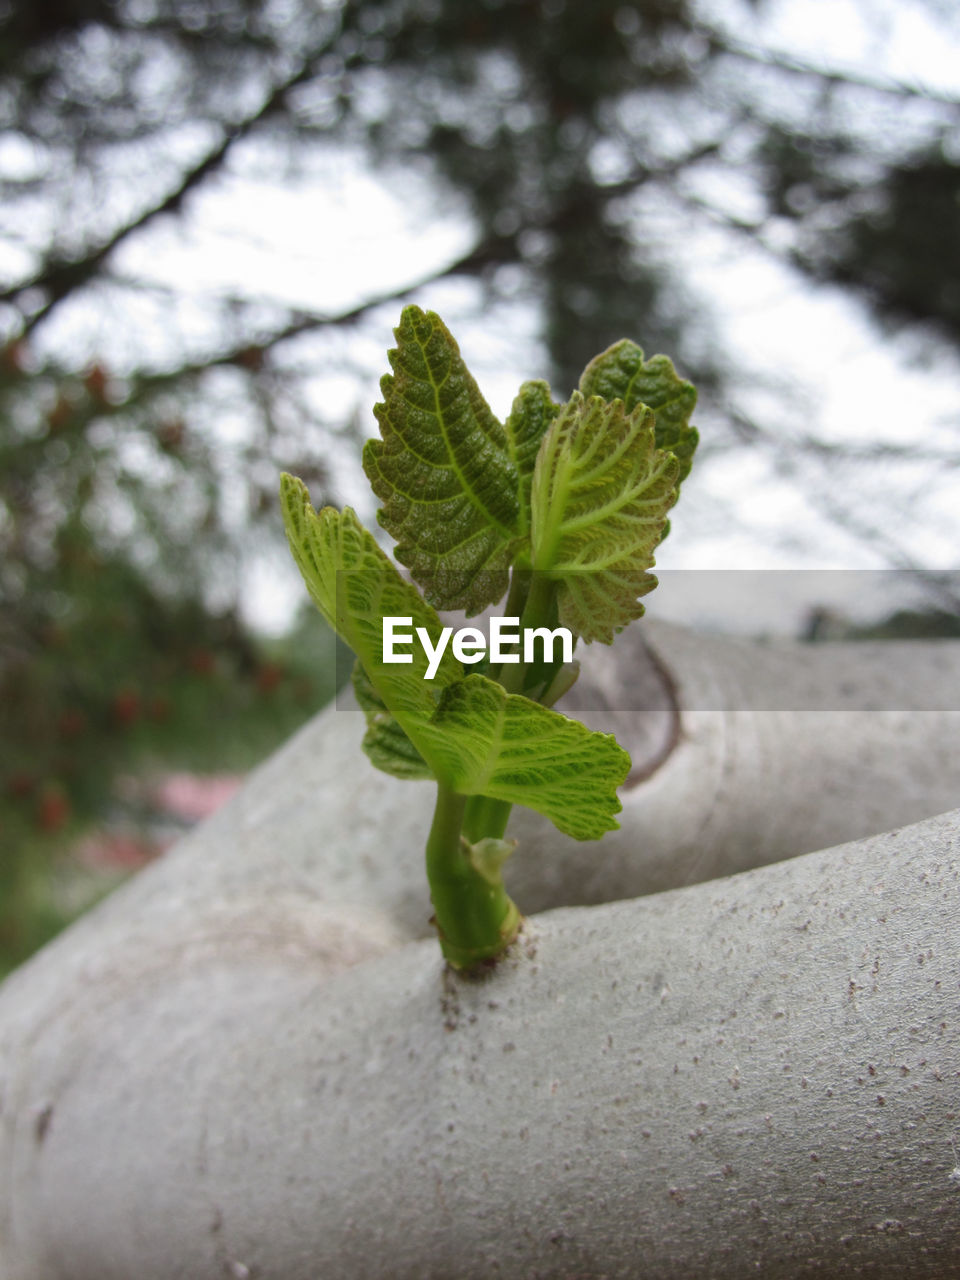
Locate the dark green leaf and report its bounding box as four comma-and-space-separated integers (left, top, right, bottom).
579, 339, 699, 483
363, 306, 521, 614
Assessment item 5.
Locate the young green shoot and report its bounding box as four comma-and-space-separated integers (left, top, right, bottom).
281, 307, 697, 971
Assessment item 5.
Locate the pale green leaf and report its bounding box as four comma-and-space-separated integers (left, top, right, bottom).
280, 474, 461, 746
362, 306, 520, 614
579, 339, 698, 483
282, 476, 630, 832
420, 675, 630, 841
503, 379, 562, 536
351, 661, 433, 781
530, 393, 680, 644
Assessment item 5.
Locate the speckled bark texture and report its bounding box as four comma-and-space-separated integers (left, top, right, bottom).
1, 625, 958, 1277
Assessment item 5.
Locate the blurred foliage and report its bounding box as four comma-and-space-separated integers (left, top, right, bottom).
818, 152, 960, 344
3, 0, 958, 389
0, 330, 343, 974
844, 607, 960, 641
2, 0, 960, 969
761, 129, 960, 346
803, 599, 960, 643
0, 577, 346, 976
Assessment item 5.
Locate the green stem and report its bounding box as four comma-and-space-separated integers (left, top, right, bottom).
522, 570, 557, 631
464, 573, 563, 843
488, 567, 530, 685
426, 782, 520, 970
498, 572, 556, 694
462, 793, 512, 842
503, 565, 531, 621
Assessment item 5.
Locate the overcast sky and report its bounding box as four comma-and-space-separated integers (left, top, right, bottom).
6, 0, 959, 634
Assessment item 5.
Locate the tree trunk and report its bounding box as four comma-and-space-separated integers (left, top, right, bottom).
1, 624, 958, 1277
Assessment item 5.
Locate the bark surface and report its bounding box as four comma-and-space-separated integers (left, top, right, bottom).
1, 625, 958, 1277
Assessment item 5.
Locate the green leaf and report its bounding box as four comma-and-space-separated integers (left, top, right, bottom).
529, 393, 680, 644
503, 380, 562, 537
420, 675, 629, 841
282, 476, 630, 834
362, 306, 520, 614
280, 474, 461, 743
579, 339, 699, 483
351, 661, 433, 781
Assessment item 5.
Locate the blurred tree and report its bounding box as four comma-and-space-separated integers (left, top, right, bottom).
2, 0, 960, 963
3, 1, 959, 374
0, 337, 341, 972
